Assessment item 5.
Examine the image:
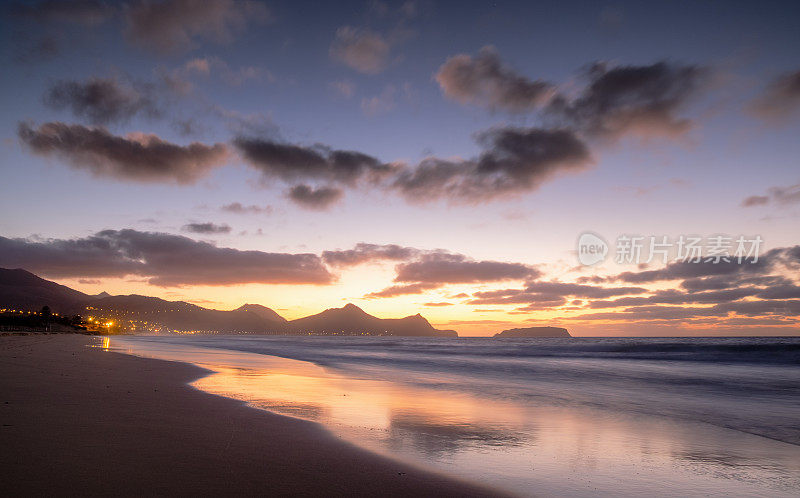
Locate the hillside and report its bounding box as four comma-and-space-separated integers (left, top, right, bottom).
289, 303, 457, 337
0, 268, 92, 312
0, 269, 456, 337
89, 295, 287, 334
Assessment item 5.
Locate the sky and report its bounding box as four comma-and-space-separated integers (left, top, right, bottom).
0, 0, 799, 336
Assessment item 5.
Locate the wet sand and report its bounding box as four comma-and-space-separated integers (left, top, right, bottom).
0, 335, 501, 496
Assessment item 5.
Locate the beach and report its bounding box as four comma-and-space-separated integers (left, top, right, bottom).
111, 334, 800, 496
0, 334, 498, 496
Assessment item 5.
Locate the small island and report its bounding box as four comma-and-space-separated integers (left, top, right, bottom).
493, 327, 571, 338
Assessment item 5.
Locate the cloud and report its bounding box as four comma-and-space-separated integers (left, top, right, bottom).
0, 229, 333, 286
11, 0, 113, 26
392, 127, 592, 202
287, 184, 344, 210
322, 243, 419, 267
124, 0, 270, 54
467, 280, 646, 307
329, 26, 391, 74
546, 61, 707, 140
551, 246, 800, 325
220, 202, 272, 214
363, 250, 539, 299
741, 184, 800, 208
749, 70, 800, 121
364, 282, 440, 298
424, 302, 453, 307
18, 122, 229, 184
77, 278, 102, 285
43, 77, 160, 125
610, 252, 782, 284
234, 137, 395, 185
182, 222, 232, 234
741, 195, 770, 207
435, 46, 555, 112
394, 253, 540, 284
524, 281, 647, 298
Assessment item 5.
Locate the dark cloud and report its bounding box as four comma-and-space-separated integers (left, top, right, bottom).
11, 0, 113, 25
0, 229, 333, 286
287, 185, 344, 210
680, 274, 790, 292
364, 282, 440, 298
394, 253, 539, 284
524, 281, 648, 298
234, 137, 395, 185
547, 61, 707, 140
612, 258, 770, 284
558, 246, 800, 324
363, 250, 540, 298
220, 202, 272, 214
570, 299, 800, 322
618, 243, 800, 287
43, 77, 160, 125
469, 288, 568, 307
588, 288, 760, 308
124, 0, 270, 54
329, 26, 391, 74
749, 70, 800, 121
18, 121, 229, 184
392, 127, 592, 203
741, 195, 770, 207
435, 46, 555, 112
741, 184, 800, 208
322, 243, 419, 267
467, 281, 645, 307
182, 222, 232, 234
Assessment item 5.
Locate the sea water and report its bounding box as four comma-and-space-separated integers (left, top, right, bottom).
110, 335, 800, 496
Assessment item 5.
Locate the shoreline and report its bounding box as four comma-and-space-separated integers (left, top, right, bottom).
0, 334, 503, 496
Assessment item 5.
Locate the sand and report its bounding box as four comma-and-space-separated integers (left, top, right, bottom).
0, 335, 502, 496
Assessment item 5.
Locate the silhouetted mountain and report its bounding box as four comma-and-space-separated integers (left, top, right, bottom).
0, 269, 457, 337
89, 295, 287, 334
494, 327, 571, 338
235, 304, 288, 323
289, 303, 458, 337
0, 268, 91, 312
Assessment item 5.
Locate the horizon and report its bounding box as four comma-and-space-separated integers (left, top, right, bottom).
1, 0, 799, 337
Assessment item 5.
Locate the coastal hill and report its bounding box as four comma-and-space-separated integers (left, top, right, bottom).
89, 295, 286, 334
289, 303, 458, 337
494, 327, 571, 338
0, 268, 92, 311
236, 303, 288, 324
0, 268, 457, 337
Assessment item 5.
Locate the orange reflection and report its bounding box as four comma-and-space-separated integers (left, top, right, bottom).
112, 338, 800, 497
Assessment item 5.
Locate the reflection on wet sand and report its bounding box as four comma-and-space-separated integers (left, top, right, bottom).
111, 337, 800, 497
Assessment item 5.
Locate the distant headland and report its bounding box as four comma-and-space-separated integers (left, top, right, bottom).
493, 327, 571, 338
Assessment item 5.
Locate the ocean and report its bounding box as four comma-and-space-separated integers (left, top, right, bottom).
111, 335, 800, 496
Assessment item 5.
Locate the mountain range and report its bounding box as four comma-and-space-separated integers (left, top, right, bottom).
0, 268, 457, 337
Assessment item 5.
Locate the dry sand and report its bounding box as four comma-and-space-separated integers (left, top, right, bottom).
0, 334, 503, 496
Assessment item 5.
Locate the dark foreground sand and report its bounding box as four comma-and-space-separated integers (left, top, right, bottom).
0, 335, 502, 497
